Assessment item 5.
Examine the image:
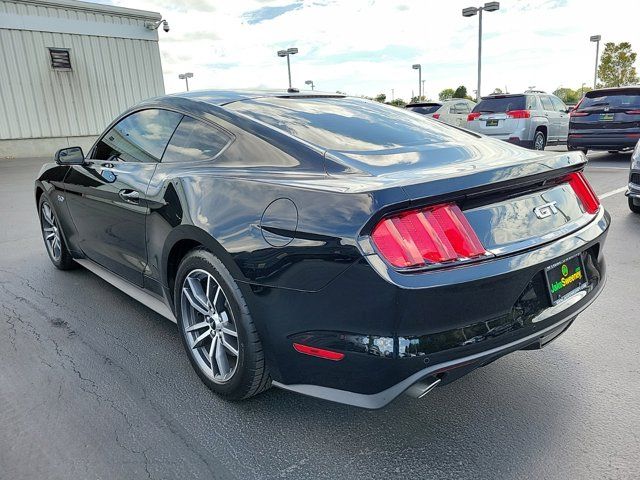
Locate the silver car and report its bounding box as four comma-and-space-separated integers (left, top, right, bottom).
406, 99, 477, 127
465, 91, 570, 150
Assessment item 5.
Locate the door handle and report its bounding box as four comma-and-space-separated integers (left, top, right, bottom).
119, 189, 140, 204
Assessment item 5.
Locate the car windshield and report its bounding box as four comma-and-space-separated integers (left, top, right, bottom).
472, 95, 526, 113
226, 97, 466, 151
579, 91, 640, 110
406, 104, 441, 115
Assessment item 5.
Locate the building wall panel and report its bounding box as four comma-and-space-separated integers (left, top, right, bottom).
0, 0, 165, 142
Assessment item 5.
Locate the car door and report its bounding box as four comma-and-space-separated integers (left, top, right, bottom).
63, 109, 183, 285
550, 95, 570, 142
540, 95, 560, 142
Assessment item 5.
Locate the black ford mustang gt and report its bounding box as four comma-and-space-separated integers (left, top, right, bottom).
35, 90, 609, 409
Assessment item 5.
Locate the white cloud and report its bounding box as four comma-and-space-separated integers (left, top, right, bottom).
95, 0, 639, 101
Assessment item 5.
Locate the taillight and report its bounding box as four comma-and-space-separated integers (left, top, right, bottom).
432, 113, 440, 119
506, 109, 531, 119
566, 172, 600, 214
371, 203, 488, 269
570, 98, 586, 116
626, 110, 640, 114
467, 112, 481, 121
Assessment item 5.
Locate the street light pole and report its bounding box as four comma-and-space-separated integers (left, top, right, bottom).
590, 35, 601, 88
412, 64, 422, 100
178, 72, 193, 91
277, 48, 299, 91
305, 80, 315, 90
463, 2, 500, 101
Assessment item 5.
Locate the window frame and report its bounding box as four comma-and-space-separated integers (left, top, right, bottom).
160, 114, 235, 164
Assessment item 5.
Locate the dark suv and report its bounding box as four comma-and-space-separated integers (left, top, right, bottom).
568, 86, 640, 153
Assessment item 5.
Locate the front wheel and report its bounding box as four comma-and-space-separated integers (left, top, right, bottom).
629, 197, 640, 214
533, 130, 546, 151
38, 195, 76, 270
174, 248, 271, 400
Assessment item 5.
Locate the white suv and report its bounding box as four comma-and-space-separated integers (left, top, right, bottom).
465, 91, 570, 150
406, 99, 477, 127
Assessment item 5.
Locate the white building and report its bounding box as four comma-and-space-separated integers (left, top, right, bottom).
0, 0, 166, 158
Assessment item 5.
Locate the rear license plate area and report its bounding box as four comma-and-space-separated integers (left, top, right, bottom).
485, 119, 499, 126
544, 254, 588, 305
600, 113, 614, 121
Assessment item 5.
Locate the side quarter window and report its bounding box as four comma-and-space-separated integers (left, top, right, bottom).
94, 109, 182, 163
162, 116, 232, 163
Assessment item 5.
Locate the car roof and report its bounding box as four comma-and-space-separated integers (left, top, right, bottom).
166, 89, 346, 106
585, 86, 640, 95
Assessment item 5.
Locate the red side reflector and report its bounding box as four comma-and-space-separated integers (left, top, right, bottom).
506, 109, 531, 119
566, 172, 600, 214
467, 112, 481, 121
371, 203, 487, 268
293, 343, 345, 361
432, 113, 440, 119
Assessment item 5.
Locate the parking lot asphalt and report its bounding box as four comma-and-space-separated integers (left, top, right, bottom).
1, 151, 638, 480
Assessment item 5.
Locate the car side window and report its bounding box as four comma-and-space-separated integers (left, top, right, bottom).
162, 116, 232, 163
550, 96, 567, 112
94, 109, 182, 163
526, 95, 537, 110
540, 96, 554, 112
455, 102, 470, 114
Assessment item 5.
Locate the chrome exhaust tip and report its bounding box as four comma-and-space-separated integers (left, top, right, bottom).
404, 376, 441, 399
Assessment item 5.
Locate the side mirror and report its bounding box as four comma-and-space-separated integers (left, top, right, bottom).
55, 146, 84, 165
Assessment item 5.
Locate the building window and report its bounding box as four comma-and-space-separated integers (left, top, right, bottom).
48, 48, 72, 70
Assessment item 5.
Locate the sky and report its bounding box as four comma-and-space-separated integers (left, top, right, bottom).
92, 0, 640, 101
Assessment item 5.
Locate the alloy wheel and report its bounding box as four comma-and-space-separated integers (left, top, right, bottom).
181, 269, 239, 383
534, 132, 545, 150
41, 202, 62, 261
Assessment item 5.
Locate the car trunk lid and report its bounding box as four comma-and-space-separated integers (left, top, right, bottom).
327, 143, 595, 259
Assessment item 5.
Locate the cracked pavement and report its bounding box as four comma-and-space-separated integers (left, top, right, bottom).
1, 154, 639, 479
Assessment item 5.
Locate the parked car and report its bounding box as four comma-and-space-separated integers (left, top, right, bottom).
405, 99, 476, 127
35, 90, 608, 409
568, 86, 640, 153
627, 140, 640, 213
466, 91, 570, 150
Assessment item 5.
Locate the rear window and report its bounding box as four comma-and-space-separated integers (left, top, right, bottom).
406, 104, 441, 115
579, 91, 640, 110
472, 95, 526, 113
226, 97, 464, 151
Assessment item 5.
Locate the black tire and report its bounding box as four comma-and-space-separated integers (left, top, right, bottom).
174, 248, 271, 400
629, 197, 640, 214
38, 195, 76, 270
533, 130, 546, 151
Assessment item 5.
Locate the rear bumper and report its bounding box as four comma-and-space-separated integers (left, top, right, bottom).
274, 291, 599, 409
246, 209, 610, 408
568, 132, 640, 150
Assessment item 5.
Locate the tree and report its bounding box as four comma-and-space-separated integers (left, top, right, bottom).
597, 42, 639, 87
387, 98, 407, 108
453, 85, 468, 99
492, 87, 503, 94
374, 93, 387, 103
553, 87, 579, 104
439, 88, 455, 100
